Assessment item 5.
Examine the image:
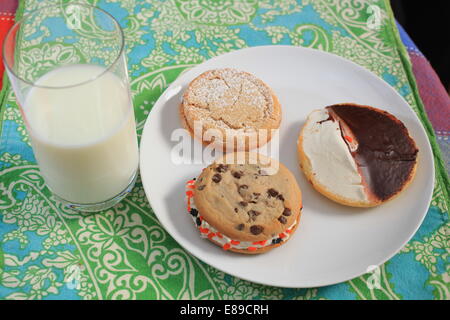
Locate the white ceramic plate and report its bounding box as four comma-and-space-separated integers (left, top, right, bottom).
139, 46, 434, 288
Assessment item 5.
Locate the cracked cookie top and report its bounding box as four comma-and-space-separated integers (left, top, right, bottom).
180, 69, 281, 151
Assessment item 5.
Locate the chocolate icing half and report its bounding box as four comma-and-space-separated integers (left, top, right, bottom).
327, 104, 418, 201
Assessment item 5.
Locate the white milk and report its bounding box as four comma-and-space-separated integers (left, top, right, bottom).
24, 64, 139, 204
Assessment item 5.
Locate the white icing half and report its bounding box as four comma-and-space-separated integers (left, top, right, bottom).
300, 109, 368, 203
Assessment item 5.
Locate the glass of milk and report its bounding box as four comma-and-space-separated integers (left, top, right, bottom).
3, 3, 139, 212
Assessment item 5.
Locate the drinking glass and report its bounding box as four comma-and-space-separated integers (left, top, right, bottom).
3, 3, 139, 212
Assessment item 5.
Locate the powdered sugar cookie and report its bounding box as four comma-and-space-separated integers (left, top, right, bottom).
180, 68, 281, 151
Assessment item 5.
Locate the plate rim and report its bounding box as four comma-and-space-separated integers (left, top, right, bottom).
139, 45, 435, 288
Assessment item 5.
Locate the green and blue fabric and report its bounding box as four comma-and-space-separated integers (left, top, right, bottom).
0, 0, 448, 300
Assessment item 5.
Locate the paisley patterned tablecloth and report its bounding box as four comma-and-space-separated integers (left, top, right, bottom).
0, 0, 448, 300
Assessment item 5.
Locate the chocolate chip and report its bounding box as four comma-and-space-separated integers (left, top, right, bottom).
247, 210, 261, 221
232, 171, 244, 179
277, 194, 285, 201
250, 225, 264, 235
234, 208, 238, 213
238, 185, 248, 195
212, 174, 222, 183
236, 223, 245, 231
239, 201, 248, 207
189, 208, 199, 217
272, 238, 283, 244
278, 216, 287, 224
215, 164, 228, 173
197, 185, 205, 191
282, 208, 292, 216
267, 188, 279, 197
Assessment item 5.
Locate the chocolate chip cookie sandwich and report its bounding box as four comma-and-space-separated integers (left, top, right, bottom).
185, 152, 302, 254
180, 68, 281, 151
297, 103, 419, 207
